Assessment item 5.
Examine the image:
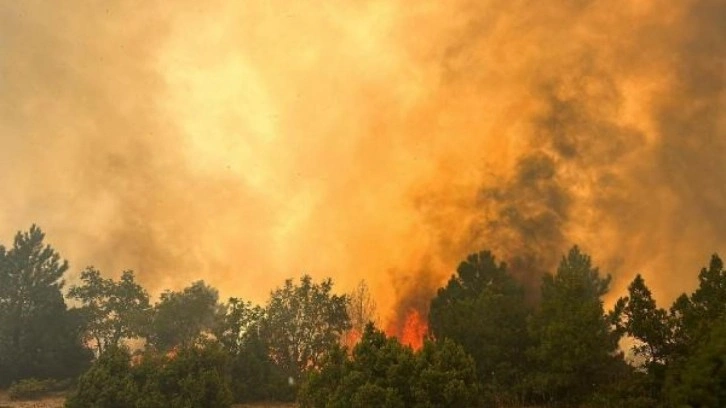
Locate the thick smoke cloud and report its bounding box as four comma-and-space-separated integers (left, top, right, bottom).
0, 1, 723, 333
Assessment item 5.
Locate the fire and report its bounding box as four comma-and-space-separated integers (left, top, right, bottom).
398, 309, 427, 350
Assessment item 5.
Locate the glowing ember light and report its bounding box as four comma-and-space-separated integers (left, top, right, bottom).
399, 309, 427, 350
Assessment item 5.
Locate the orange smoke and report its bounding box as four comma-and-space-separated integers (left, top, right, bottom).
388, 309, 428, 350
0, 0, 724, 335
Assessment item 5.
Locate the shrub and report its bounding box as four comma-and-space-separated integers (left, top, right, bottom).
65, 346, 137, 408
8, 378, 67, 400
299, 324, 480, 408
65, 343, 234, 408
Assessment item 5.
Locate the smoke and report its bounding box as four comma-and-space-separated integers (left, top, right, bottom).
0, 1, 724, 332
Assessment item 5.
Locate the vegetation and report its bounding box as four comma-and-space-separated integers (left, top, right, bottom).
429, 251, 529, 405
0, 225, 724, 407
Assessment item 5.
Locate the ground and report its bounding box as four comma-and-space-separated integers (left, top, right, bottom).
0, 392, 295, 408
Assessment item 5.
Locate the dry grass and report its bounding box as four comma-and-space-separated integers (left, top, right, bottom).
0, 391, 64, 408
0, 392, 295, 408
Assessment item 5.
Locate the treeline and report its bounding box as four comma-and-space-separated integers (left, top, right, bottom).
0, 225, 724, 407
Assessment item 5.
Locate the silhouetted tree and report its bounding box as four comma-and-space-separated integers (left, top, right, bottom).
527, 246, 623, 406
148, 280, 219, 351
69, 267, 151, 354
429, 250, 530, 405
0, 226, 91, 385
299, 324, 479, 408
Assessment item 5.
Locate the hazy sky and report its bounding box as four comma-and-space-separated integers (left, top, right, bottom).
0, 0, 723, 333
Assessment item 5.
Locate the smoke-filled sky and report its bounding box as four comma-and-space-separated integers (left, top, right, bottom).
1, 0, 724, 330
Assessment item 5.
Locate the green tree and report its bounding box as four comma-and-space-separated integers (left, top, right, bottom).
612, 274, 671, 366
0, 225, 91, 385
299, 324, 479, 408
260, 275, 350, 379
68, 267, 152, 354
412, 338, 480, 408
66, 343, 234, 408
527, 246, 622, 406
212, 297, 262, 355
137, 342, 233, 408
299, 324, 416, 408
611, 274, 672, 402
665, 319, 726, 407
65, 345, 137, 408
663, 254, 726, 406
148, 280, 220, 351
669, 254, 726, 355
212, 297, 292, 402
428, 250, 529, 404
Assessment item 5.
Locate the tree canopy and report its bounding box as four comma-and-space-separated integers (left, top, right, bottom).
260, 275, 350, 379
68, 267, 151, 354
0, 226, 90, 385
428, 251, 529, 404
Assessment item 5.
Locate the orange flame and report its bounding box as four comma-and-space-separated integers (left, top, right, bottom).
398, 309, 427, 350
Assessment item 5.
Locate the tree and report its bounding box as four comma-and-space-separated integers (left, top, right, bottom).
612, 274, 672, 366
428, 250, 530, 404
412, 338, 480, 407
344, 280, 378, 347
65, 345, 137, 408
68, 267, 152, 354
663, 254, 726, 405
260, 275, 350, 379
66, 343, 234, 408
0, 225, 91, 385
137, 342, 233, 408
669, 254, 726, 355
148, 280, 219, 351
664, 319, 726, 407
299, 324, 479, 408
212, 297, 292, 402
212, 297, 262, 355
527, 246, 622, 405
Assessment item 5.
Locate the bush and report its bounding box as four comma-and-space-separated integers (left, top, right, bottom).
65, 343, 234, 408
229, 334, 296, 403
8, 378, 69, 400
299, 324, 480, 408
65, 346, 137, 408
141, 343, 233, 408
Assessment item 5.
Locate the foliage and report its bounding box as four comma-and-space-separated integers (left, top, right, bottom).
527, 246, 623, 406
260, 275, 350, 379
412, 338, 480, 407
669, 254, 726, 356
664, 319, 726, 408
213, 297, 263, 355
661, 255, 726, 407
299, 324, 479, 408
148, 280, 220, 351
7, 378, 70, 400
68, 267, 151, 354
65, 345, 137, 408
136, 342, 233, 408
66, 343, 233, 408
0, 226, 91, 386
612, 274, 671, 365
229, 332, 296, 402
428, 250, 529, 404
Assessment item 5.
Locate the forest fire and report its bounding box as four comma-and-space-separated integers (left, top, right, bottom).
390, 309, 428, 350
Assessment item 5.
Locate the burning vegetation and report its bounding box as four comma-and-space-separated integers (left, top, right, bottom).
0, 0, 724, 406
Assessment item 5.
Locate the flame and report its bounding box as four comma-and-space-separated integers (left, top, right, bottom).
342, 328, 363, 349
390, 309, 427, 350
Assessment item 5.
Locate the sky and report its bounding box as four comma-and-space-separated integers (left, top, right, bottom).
0, 0, 724, 333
